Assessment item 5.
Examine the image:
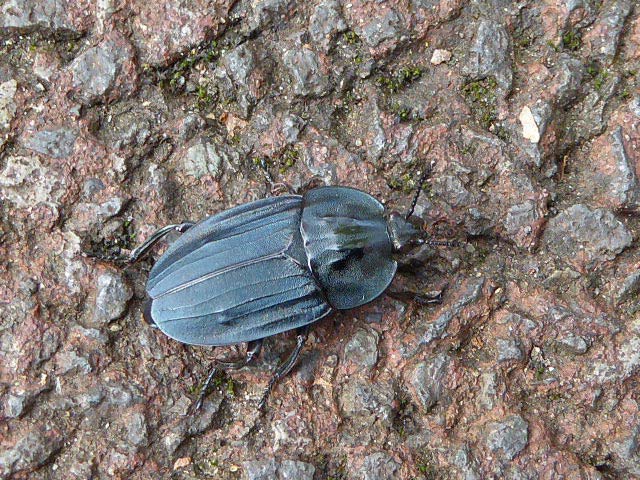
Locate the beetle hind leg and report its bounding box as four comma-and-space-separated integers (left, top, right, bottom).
192, 339, 263, 412
257, 325, 310, 411
84, 222, 194, 264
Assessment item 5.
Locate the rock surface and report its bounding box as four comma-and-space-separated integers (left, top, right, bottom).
0, 1, 638, 479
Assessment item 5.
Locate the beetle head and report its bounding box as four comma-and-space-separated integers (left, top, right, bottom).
387, 212, 420, 252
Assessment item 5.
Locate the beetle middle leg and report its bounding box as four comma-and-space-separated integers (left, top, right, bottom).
192, 339, 263, 412
257, 325, 310, 410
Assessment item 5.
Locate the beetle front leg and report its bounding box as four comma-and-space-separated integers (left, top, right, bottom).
192, 339, 263, 412
258, 325, 310, 410
386, 288, 445, 305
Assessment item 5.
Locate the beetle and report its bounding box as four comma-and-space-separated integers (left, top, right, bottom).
101, 176, 450, 410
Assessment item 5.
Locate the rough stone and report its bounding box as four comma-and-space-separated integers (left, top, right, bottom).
431, 49, 452, 65
283, 46, 329, 97
502, 200, 544, 248
131, 1, 234, 66
358, 452, 400, 480
584, 0, 633, 65
4, 394, 27, 418
0, 155, 65, 209
343, 328, 379, 371
496, 338, 523, 362
485, 415, 529, 461
617, 271, 640, 303
554, 54, 585, 108
222, 44, 256, 90
0, 79, 17, 146
243, 459, 278, 480
250, 0, 292, 31
519, 106, 540, 143
0, 0, 77, 32
556, 334, 589, 355
410, 353, 451, 411
126, 411, 148, 447
69, 30, 137, 104
278, 460, 315, 480
467, 20, 513, 92
544, 204, 632, 269
182, 138, 225, 179
308, 1, 346, 52
339, 380, 395, 424
24, 127, 77, 159
0, 428, 63, 477
358, 10, 402, 48
92, 271, 133, 325
607, 127, 639, 209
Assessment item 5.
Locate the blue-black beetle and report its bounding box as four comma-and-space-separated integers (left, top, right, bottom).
112, 182, 447, 409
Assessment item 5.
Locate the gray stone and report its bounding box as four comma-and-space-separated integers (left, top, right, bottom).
177, 114, 205, 142
0, 155, 65, 209
278, 460, 315, 480
339, 380, 394, 424
359, 10, 402, 48
344, 328, 379, 370
436, 175, 472, 207
503, 200, 539, 242
485, 415, 529, 460
479, 371, 498, 410
24, 127, 77, 159
411, 353, 451, 411
358, 452, 400, 480
0, 428, 63, 476
126, 411, 148, 447
453, 445, 480, 480
308, 1, 346, 52
420, 278, 484, 346
56, 350, 92, 375
283, 47, 328, 97
608, 127, 639, 209
98, 197, 124, 218
243, 459, 278, 480
4, 394, 26, 418
554, 54, 585, 107
82, 178, 106, 199
222, 44, 256, 89
619, 336, 640, 378
0, 0, 75, 32
496, 338, 523, 362
590, 0, 633, 65
281, 114, 304, 144
250, 0, 292, 30
467, 20, 513, 92
544, 204, 632, 269
556, 334, 589, 355
70, 39, 122, 103
0, 79, 17, 146
93, 271, 133, 325
182, 138, 226, 179
617, 271, 640, 303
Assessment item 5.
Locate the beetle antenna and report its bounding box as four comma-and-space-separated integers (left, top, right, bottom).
405, 162, 432, 220
427, 239, 462, 248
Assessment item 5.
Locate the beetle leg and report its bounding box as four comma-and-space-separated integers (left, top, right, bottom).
127, 222, 195, 263
192, 340, 263, 412
386, 289, 444, 305
257, 326, 310, 410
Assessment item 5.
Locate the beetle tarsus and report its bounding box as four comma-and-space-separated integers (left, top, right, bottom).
257, 326, 309, 410
191, 340, 263, 413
